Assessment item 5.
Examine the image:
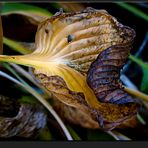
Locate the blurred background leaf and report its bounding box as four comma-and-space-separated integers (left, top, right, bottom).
1, 3, 52, 25
141, 68, 148, 93
57, 3, 85, 12
3, 37, 32, 54
87, 129, 115, 141
129, 55, 148, 94
115, 2, 148, 21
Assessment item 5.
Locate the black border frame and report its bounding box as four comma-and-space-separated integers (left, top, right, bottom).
0, 0, 148, 147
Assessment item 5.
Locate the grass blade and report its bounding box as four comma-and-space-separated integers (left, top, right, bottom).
1, 2, 52, 17
66, 125, 81, 140
121, 74, 138, 90
129, 55, 148, 93
137, 113, 146, 125
10, 63, 52, 98
2, 62, 29, 86
107, 130, 131, 140
122, 31, 148, 73
3, 37, 32, 54
10, 63, 39, 86
1, 3, 52, 24
115, 2, 148, 21
129, 55, 148, 69
0, 70, 73, 140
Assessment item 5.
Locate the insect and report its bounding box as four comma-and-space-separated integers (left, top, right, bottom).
67, 34, 74, 43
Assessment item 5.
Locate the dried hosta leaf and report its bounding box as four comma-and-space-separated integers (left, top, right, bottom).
87, 44, 140, 129
0, 95, 47, 138
0, 7, 117, 108
52, 95, 138, 129
87, 44, 136, 104
117, 116, 139, 129
53, 98, 99, 129
0, 8, 140, 130
34, 71, 139, 130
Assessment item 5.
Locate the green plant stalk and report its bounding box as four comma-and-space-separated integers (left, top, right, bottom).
1, 3, 52, 17
2, 63, 29, 86
3, 37, 32, 54
67, 125, 81, 140
137, 113, 146, 125
0, 70, 73, 140
107, 130, 131, 140
115, 2, 148, 21
129, 55, 148, 94
10, 63, 38, 85
129, 54, 148, 69
10, 63, 52, 99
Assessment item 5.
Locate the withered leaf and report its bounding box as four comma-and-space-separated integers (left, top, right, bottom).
87, 44, 135, 104
53, 98, 99, 129
0, 8, 140, 130
52, 93, 139, 130
87, 44, 140, 130
0, 95, 47, 138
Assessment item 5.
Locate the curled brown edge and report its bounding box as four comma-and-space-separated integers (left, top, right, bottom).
32, 7, 140, 131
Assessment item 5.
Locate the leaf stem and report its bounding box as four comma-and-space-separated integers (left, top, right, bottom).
129, 54, 148, 69
124, 86, 148, 102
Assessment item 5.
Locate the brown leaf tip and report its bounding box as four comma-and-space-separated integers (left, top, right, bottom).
86, 39, 140, 130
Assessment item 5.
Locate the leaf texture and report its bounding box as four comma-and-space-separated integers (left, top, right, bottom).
0, 95, 47, 138
0, 7, 140, 130
87, 44, 136, 104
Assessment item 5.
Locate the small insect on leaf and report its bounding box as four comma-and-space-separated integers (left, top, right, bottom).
67, 35, 75, 43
